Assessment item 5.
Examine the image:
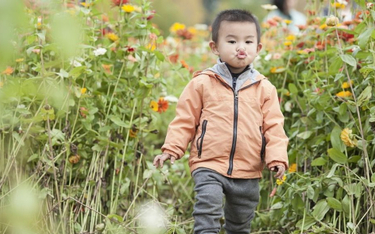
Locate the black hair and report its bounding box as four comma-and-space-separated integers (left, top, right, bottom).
211, 9, 261, 44
273, 0, 292, 19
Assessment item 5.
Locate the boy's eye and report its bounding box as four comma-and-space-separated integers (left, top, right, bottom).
228, 40, 236, 44
246, 41, 253, 44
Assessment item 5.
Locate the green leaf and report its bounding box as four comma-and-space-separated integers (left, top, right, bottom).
357, 86, 372, 106
270, 202, 283, 210
357, 28, 374, 49
312, 200, 329, 221
109, 115, 130, 128
340, 54, 356, 67
107, 214, 124, 223
327, 148, 347, 164
154, 50, 165, 61
327, 197, 342, 211
330, 126, 345, 152
297, 131, 312, 140
311, 157, 327, 166
288, 83, 298, 95
296, 216, 316, 230
344, 183, 362, 198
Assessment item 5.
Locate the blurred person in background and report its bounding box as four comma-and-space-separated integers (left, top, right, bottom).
263, 0, 307, 33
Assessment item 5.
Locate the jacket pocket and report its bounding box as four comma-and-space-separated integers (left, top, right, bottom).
196, 120, 208, 158
259, 126, 266, 162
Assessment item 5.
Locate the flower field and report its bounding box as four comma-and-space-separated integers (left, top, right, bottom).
0, 0, 374, 233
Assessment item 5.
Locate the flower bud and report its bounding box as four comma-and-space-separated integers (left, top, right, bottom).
326, 15, 339, 26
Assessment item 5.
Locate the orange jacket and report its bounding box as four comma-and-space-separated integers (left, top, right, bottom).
161, 69, 289, 179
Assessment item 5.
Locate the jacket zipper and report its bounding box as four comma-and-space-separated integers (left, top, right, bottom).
259, 126, 266, 162
211, 74, 262, 176
227, 91, 238, 175
196, 120, 208, 158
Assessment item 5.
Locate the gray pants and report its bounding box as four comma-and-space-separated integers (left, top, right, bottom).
192, 168, 260, 234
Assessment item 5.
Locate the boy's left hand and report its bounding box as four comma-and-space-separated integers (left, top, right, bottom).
270, 165, 285, 180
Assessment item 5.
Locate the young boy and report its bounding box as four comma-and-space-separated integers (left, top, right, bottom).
153, 9, 289, 233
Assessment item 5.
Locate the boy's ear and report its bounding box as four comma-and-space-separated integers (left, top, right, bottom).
209, 41, 220, 55
257, 43, 263, 53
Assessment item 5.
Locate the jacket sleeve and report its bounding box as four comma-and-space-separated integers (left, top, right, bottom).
161, 78, 203, 159
262, 84, 289, 169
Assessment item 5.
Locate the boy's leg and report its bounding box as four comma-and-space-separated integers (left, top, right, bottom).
192, 169, 225, 234
223, 178, 259, 234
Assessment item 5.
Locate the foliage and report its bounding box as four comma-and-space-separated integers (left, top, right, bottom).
255, 1, 375, 233
1, 0, 375, 234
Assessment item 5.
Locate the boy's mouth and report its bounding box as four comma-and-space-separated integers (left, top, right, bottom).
237, 52, 247, 59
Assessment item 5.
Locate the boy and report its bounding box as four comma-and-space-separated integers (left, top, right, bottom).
153, 9, 289, 233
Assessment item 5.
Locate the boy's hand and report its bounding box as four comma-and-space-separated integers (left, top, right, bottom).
270, 165, 285, 180
269, 165, 286, 197
153, 153, 175, 168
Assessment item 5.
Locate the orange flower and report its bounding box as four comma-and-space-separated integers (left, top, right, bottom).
169, 54, 179, 64
2, 66, 14, 75
69, 155, 81, 164
157, 97, 169, 113
180, 60, 189, 69
79, 107, 88, 118
102, 64, 112, 73
129, 128, 138, 138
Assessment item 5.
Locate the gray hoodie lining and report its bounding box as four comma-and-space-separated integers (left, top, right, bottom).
205, 59, 260, 93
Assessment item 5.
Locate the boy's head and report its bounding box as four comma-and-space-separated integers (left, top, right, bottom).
209, 9, 262, 74
211, 9, 261, 44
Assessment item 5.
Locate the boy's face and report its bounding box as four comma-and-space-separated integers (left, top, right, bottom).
209, 21, 262, 74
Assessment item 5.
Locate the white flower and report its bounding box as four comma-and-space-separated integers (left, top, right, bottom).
93, 48, 107, 56
261, 4, 277, 11
70, 59, 82, 67
164, 95, 179, 103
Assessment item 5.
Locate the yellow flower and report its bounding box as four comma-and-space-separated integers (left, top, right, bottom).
283, 19, 292, 25
147, 43, 156, 51
15, 58, 24, 62
341, 81, 353, 89
340, 128, 357, 147
284, 41, 292, 46
81, 88, 87, 94
319, 24, 327, 30
170, 22, 185, 33
288, 163, 297, 173
150, 100, 158, 112
285, 34, 296, 41
270, 66, 285, 73
336, 91, 352, 98
276, 175, 287, 185
297, 50, 308, 55
80, 2, 92, 7
129, 128, 138, 138
122, 4, 135, 13
106, 33, 119, 42
331, 2, 346, 9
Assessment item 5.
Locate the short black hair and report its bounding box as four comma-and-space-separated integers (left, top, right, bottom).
211, 9, 261, 44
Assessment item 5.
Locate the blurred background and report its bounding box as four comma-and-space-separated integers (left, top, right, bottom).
151, 0, 307, 36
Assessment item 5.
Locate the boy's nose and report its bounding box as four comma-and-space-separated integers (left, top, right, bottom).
237, 46, 245, 52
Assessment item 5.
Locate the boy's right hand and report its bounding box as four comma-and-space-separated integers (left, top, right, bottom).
153, 153, 175, 168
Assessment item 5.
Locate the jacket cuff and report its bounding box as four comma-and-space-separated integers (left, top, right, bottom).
267, 161, 288, 170
162, 149, 180, 159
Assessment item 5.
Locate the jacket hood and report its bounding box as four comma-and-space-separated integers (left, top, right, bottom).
204, 59, 264, 92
